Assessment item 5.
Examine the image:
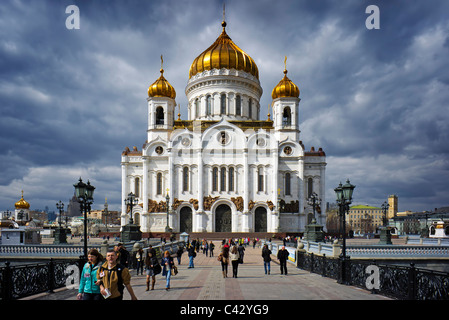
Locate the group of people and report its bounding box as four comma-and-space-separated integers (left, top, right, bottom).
262, 244, 290, 275
216, 239, 247, 278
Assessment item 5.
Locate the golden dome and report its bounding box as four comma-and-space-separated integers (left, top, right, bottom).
148, 57, 176, 99
271, 68, 300, 99
189, 21, 259, 79
15, 191, 30, 210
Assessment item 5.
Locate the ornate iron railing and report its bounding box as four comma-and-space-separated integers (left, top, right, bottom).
297, 251, 449, 300
0, 259, 83, 300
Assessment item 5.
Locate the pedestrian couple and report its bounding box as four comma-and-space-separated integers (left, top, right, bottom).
144, 248, 174, 291
218, 243, 241, 278
261, 245, 289, 275
78, 248, 138, 300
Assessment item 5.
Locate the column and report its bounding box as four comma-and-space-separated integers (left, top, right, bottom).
197, 149, 204, 212
243, 148, 249, 213
141, 157, 149, 232
121, 162, 128, 226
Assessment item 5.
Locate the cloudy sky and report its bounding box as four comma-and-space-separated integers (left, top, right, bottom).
1, 0, 448, 214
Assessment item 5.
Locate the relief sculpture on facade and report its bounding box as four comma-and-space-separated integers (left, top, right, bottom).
203, 195, 220, 211
148, 199, 167, 213
231, 196, 244, 212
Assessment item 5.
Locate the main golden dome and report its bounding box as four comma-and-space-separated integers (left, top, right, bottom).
271, 69, 300, 99
148, 68, 176, 99
15, 191, 30, 210
189, 21, 259, 79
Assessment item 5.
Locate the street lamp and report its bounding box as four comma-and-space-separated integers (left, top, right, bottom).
307, 192, 321, 224
124, 192, 138, 225
54, 200, 67, 244
381, 201, 389, 227
73, 177, 95, 260
334, 179, 355, 284
165, 188, 172, 233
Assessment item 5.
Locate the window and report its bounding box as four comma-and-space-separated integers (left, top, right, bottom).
228, 167, 235, 191
134, 178, 140, 197
182, 167, 189, 192
307, 178, 313, 198
220, 167, 226, 191
258, 167, 264, 192
206, 95, 212, 115
283, 107, 292, 126
236, 95, 241, 116
195, 99, 200, 117
285, 173, 291, 196
212, 167, 218, 191
157, 173, 163, 195
156, 106, 164, 125
248, 98, 252, 118
221, 94, 226, 114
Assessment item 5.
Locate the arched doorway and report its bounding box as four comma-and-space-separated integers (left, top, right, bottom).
215, 204, 232, 232
179, 206, 192, 233
254, 207, 267, 232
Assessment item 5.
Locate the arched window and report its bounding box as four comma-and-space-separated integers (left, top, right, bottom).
257, 167, 264, 192
248, 98, 252, 118
134, 177, 140, 197
206, 95, 212, 115
221, 94, 226, 114
157, 173, 163, 195
285, 173, 291, 196
212, 167, 218, 192
220, 167, 226, 192
283, 107, 292, 126
307, 177, 313, 198
236, 95, 241, 116
228, 167, 235, 191
182, 167, 189, 192
156, 106, 164, 125
195, 99, 200, 118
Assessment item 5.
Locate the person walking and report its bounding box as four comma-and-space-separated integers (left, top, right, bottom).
209, 241, 215, 257
237, 242, 245, 263
117, 243, 130, 268
277, 246, 289, 275
230, 245, 240, 278
135, 248, 144, 275
144, 250, 160, 291
187, 243, 196, 268
161, 250, 174, 290
218, 246, 230, 278
176, 245, 184, 265
98, 250, 137, 300
261, 244, 272, 275
77, 248, 103, 300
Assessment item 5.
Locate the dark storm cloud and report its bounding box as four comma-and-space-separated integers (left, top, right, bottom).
0, 0, 448, 212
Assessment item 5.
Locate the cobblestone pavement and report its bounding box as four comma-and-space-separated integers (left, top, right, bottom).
27, 241, 390, 301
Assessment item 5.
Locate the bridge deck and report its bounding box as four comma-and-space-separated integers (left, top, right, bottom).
25, 241, 390, 301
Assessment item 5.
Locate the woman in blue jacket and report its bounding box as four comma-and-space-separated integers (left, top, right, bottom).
161, 250, 174, 290
78, 248, 104, 300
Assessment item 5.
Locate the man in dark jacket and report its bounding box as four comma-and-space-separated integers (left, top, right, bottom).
277, 246, 289, 275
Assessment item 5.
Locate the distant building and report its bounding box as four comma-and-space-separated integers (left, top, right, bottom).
348, 205, 383, 234
388, 194, 398, 219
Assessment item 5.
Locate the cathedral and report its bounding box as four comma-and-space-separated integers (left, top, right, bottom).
120, 17, 326, 234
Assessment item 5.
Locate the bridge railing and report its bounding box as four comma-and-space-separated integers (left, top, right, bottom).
297, 249, 449, 300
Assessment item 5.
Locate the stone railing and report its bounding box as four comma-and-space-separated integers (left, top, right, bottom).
0, 244, 101, 259
346, 245, 449, 258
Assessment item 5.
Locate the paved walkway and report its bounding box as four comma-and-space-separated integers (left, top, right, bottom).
27, 241, 390, 301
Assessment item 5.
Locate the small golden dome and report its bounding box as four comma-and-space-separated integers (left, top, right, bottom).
15, 191, 30, 210
148, 56, 176, 99
271, 69, 300, 99
189, 21, 259, 79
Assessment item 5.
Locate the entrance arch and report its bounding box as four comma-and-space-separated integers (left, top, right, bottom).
254, 207, 267, 232
215, 204, 232, 232
179, 206, 192, 233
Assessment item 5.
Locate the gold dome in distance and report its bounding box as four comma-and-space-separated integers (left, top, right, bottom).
189, 20, 259, 79
15, 191, 30, 210
148, 55, 176, 99
271, 58, 300, 99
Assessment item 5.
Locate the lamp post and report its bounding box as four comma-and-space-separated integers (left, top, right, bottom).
54, 200, 67, 244
73, 178, 95, 261
334, 179, 355, 284
165, 189, 172, 233
121, 192, 142, 242
304, 192, 324, 242
379, 200, 393, 244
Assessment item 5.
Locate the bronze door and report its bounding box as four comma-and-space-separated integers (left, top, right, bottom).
215, 204, 232, 232
180, 206, 192, 233
254, 207, 267, 232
